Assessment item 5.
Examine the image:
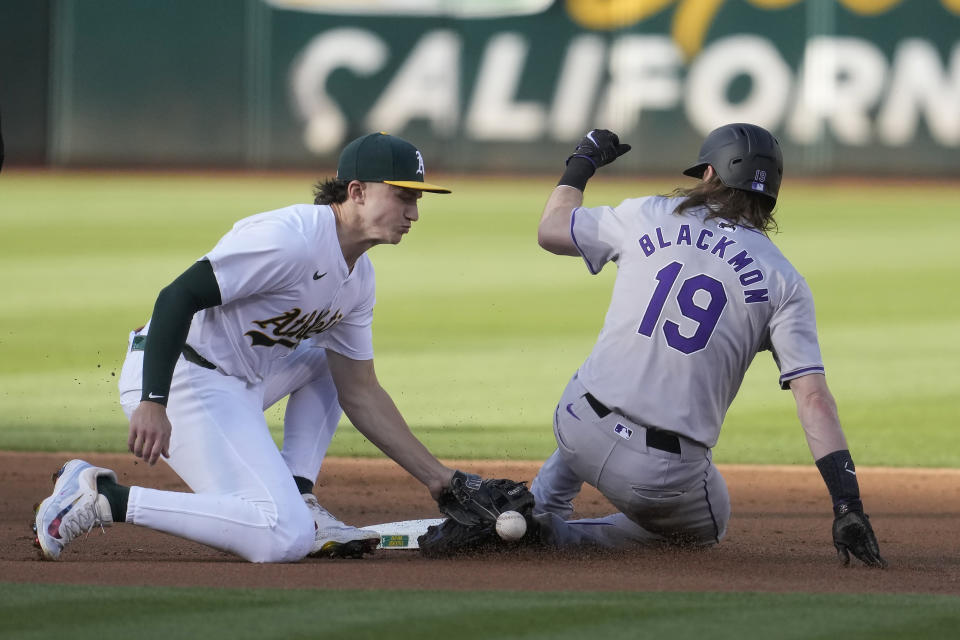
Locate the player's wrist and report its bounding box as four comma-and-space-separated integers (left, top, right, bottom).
832, 498, 864, 518
558, 156, 596, 191
429, 468, 456, 501
140, 394, 169, 408
815, 449, 862, 516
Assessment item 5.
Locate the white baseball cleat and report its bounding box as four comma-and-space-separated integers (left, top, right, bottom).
33, 459, 116, 560
302, 493, 380, 559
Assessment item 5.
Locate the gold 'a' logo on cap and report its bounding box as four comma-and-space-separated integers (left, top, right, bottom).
415, 150, 425, 175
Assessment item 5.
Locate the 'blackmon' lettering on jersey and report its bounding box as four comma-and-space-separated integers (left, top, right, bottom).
570, 195, 824, 448
636, 224, 769, 303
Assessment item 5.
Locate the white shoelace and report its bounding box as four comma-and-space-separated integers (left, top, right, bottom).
304, 496, 363, 532
304, 496, 342, 522
58, 496, 106, 542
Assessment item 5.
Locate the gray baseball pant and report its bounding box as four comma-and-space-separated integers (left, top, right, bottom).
530, 374, 730, 548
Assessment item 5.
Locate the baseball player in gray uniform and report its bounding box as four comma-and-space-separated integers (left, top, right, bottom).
34, 133, 479, 562
529, 125, 886, 567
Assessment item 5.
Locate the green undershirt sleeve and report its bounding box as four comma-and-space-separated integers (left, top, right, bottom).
140, 259, 222, 406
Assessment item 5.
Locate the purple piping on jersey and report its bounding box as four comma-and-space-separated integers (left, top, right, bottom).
570, 208, 599, 275
565, 403, 581, 421
703, 466, 721, 544
779, 365, 825, 383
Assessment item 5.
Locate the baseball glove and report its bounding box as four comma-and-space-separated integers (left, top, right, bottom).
435, 470, 535, 526
832, 509, 887, 568
418, 471, 536, 557
418, 518, 501, 558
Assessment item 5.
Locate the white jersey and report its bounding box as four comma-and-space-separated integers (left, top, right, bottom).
186, 204, 375, 384
572, 195, 823, 447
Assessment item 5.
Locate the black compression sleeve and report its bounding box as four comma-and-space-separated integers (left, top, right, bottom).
141, 259, 222, 406
815, 449, 863, 516
557, 156, 596, 191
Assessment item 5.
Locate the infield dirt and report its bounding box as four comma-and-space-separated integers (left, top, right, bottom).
2, 452, 957, 594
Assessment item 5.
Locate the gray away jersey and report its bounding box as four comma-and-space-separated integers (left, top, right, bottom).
186, 204, 375, 385
572, 195, 823, 447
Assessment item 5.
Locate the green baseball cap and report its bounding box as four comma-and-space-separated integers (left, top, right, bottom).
336, 132, 451, 194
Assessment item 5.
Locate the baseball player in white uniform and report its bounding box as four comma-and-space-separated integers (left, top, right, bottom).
34, 133, 467, 562
529, 126, 886, 567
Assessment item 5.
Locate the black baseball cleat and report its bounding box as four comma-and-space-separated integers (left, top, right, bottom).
312, 537, 379, 559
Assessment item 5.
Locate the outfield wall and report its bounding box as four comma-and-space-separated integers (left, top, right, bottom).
2, 0, 958, 175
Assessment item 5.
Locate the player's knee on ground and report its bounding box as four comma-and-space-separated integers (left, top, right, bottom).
242, 502, 315, 563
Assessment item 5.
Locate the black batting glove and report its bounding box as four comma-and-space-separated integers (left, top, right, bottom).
567, 129, 632, 169
832, 507, 887, 568
559, 129, 631, 191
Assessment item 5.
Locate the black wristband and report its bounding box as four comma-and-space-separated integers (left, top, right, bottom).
558, 156, 596, 191
815, 449, 863, 517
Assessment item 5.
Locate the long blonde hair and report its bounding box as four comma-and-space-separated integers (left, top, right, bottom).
670, 175, 778, 235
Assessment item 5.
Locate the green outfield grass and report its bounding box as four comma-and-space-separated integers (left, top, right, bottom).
1, 583, 958, 640
1, 171, 958, 466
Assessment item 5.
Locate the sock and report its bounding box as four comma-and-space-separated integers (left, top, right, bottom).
96, 476, 130, 523
293, 475, 314, 495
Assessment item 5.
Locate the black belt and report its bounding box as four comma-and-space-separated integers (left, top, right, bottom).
583, 392, 681, 454
182, 344, 217, 370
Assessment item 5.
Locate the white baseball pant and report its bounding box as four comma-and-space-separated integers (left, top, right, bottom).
118, 329, 344, 562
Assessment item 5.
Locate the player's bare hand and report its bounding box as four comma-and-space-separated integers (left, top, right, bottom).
128, 401, 172, 465
568, 129, 631, 169
832, 509, 887, 568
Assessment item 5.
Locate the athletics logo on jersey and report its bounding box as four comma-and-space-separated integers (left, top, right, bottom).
613, 423, 633, 440
415, 150, 425, 176
245, 307, 344, 349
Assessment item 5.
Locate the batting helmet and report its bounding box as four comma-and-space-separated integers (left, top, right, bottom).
682, 123, 783, 203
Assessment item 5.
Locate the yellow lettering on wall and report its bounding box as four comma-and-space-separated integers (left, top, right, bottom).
672, 0, 725, 59
839, 0, 903, 14
565, 0, 675, 31
746, 0, 799, 8
567, 0, 957, 56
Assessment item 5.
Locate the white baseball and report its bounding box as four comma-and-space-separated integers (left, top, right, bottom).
495, 510, 527, 541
